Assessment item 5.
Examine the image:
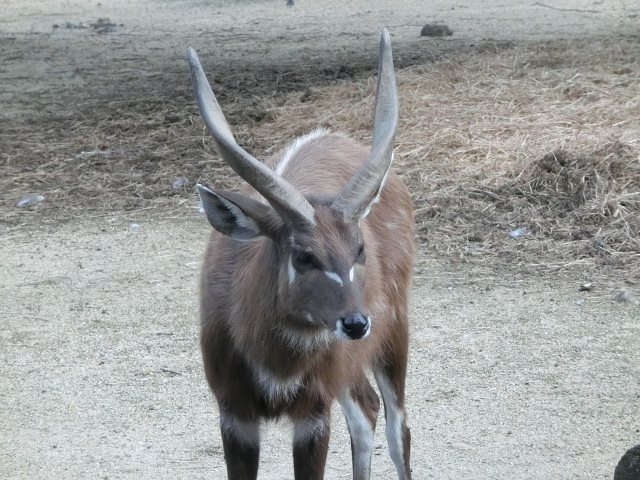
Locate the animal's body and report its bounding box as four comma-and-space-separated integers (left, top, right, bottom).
189, 29, 414, 480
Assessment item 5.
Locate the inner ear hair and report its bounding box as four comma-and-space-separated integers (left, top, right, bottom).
218, 190, 288, 241
199, 186, 277, 240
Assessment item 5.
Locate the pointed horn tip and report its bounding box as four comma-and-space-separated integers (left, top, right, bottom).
378, 29, 394, 69
379, 28, 392, 51
187, 47, 204, 73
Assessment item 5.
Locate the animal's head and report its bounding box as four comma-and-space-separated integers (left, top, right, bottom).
190, 29, 397, 341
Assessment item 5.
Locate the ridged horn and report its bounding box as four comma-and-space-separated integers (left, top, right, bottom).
187, 48, 316, 228
331, 28, 399, 222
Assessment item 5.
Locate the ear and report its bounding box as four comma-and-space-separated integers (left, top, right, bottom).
198, 184, 274, 241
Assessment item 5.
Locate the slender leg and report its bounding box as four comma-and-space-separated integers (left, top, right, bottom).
219, 411, 260, 480
374, 366, 412, 480
292, 405, 331, 480
338, 377, 380, 480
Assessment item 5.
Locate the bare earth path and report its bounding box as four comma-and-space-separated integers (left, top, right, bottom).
1, 216, 638, 479
1, 1, 639, 479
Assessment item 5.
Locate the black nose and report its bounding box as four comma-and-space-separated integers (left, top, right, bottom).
341, 313, 370, 340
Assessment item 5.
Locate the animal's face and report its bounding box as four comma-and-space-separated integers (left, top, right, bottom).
198, 187, 372, 343
278, 203, 370, 341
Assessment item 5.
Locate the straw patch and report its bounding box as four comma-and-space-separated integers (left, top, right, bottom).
250, 38, 640, 281
3, 38, 638, 281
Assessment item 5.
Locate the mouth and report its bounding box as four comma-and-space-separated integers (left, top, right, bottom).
277, 323, 334, 352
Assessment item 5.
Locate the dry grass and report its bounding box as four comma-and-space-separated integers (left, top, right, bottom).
2, 37, 639, 283
246, 38, 640, 282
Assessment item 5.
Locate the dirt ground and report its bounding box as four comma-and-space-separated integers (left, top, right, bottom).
1, 1, 639, 479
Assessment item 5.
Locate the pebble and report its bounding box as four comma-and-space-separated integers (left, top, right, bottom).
172, 177, 188, 189
614, 444, 640, 480
421, 24, 453, 37
15, 193, 44, 207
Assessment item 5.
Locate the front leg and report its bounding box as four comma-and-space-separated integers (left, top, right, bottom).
219, 411, 260, 480
338, 377, 380, 480
374, 367, 412, 480
292, 406, 331, 480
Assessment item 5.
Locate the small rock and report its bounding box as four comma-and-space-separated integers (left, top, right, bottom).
172, 177, 188, 189
509, 227, 530, 238
421, 24, 453, 37
130, 223, 141, 229
15, 193, 45, 207
164, 114, 182, 124
90, 18, 118, 34
612, 290, 638, 304
614, 444, 640, 480
579, 283, 593, 292
574, 299, 584, 306
65, 22, 87, 30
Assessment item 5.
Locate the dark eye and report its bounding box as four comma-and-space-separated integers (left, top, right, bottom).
293, 249, 316, 270
356, 244, 366, 262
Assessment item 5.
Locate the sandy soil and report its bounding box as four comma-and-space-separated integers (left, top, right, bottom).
2, 216, 638, 479
1, 1, 639, 479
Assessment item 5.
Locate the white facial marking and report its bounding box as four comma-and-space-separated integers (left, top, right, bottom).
324, 271, 343, 287
375, 371, 407, 477
287, 255, 296, 285
339, 390, 375, 476
304, 312, 314, 324
220, 412, 260, 446
362, 316, 372, 339
349, 266, 355, 282
335, 320, 351, 340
